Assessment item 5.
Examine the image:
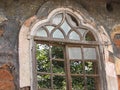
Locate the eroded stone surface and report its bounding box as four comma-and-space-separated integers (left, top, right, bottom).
0, 29, 4, 36
0, 63, 15, 90
0, 10, 7, 23
0, 81, 15, 90
0, 0, 120, 89
0, 69, 13, 81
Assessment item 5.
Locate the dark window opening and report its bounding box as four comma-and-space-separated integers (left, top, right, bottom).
114, 34, 120, 40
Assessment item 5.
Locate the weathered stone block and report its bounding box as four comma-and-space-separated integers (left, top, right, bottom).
114, 39, 120, 48
118, 76, 120, 90
0, 14, 7, 23
0, 69, 13, 81
0, 29, 4, 36
0, 63, 15, 90
0, 81, 15, 90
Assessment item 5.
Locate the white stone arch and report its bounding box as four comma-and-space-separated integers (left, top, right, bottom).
19, 8, 118, 90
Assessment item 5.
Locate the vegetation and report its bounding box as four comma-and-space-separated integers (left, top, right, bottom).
36, 44, 96, 90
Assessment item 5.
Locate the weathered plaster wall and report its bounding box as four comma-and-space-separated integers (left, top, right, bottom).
0, 0, 120, 89
0, 0, 47, 22
81, 1, 120, 25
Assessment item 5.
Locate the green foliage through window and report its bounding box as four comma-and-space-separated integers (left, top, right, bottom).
36, 43, 98, 90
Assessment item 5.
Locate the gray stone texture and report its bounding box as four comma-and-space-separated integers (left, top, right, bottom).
0, 0, 120, 89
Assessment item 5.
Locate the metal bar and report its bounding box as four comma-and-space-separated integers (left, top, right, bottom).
32, 41, 38, 90
34, 36, 99, 45
52, 58, 65, 61
81, 46, 87, 90
49, 44, 53, 89
37, 72, 51, 75
71, 74, 99, 77
53, 74, 66, 76
65, 45, 72, 90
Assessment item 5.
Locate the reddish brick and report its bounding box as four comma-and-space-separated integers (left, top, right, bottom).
0, 81, 15, 90
0, 69, 13, 81
0, 63, 15, 90
118, 76, 120, 90
24, 16, 37, 27
0, 63, 14, 81
114, 40, 120, 48
0, 29, 4, 36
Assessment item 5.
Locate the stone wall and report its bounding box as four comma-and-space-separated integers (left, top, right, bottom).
0, 63, 15, 90
0, 0, 120, 89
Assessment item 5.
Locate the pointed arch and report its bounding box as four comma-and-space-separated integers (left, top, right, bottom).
19, 4, 118, 90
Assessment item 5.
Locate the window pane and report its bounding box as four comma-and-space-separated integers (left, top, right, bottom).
36, 28, 47, 37
72, 76, 85, 90
77, 28, 86, 37
52, 61, 65, 74
36, 44, 50, 72
37, 60, 50, 72
69, 31, 80, 40
87, 77, 96, 90
52, 13, 63, 25
51, 46, 64, 59
46, 26, 54, 33
66, 14, 78, 27
61, 20, 71, 35
70, 61, 83, 74
53, 29, 64, 39
85, 31, 95, 41
53, 76, 66, 90
37, 74, 51, 89
83, 48, 96, 60
68, 47, 82, 59
85, 61, 98, 74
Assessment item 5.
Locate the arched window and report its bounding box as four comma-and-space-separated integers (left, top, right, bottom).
30, 8, 101, 90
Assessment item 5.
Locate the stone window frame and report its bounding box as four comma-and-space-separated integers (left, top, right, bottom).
19, 2, 118, 90
31, 8, 101, 90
